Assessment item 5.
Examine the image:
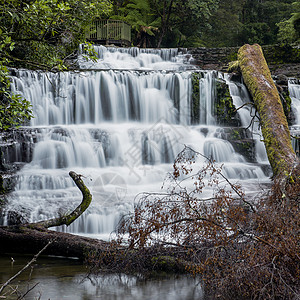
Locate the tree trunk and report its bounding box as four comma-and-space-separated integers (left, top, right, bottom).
0, 171, 102, 259
0, 172, 189, 273
0, 225, 110, 259
237, 44, 299, 180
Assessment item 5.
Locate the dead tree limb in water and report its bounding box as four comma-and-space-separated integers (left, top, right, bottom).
237, 44, 299, 180
0, 171, 110, 259
32, 171, 92, 229
0, 171, 191, 273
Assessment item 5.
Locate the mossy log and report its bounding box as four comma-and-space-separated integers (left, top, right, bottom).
33, 171, 92, 228
0, 225, 111, 259
0, 171, 99, 258
237, 44, 299, 179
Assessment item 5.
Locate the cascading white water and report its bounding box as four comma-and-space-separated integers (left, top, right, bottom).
289, 79, 300, 125
224, 74, 269, 163
199, 72, 216, 125
3, 46, 274, 239
289, 79, 300, 155
11, 70, 192, 126
78, 45, 193, 71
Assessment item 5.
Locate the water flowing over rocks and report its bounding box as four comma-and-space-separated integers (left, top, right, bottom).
1, 45, 299, 239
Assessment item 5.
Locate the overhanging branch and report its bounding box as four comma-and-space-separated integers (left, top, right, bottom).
32, 171, 92, 229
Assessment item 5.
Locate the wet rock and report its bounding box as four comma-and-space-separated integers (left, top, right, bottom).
215, 127, 256, 162
215, 79, 241, 127
5, 210, 28, 225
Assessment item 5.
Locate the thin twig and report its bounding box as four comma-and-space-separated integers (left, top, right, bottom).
0, 239, 54, 295
17, 282, 39, 300
234, 102, 254, 112
183, 145, 257, 212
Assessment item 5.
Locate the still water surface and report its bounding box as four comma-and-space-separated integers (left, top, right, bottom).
0, 255, 204, 300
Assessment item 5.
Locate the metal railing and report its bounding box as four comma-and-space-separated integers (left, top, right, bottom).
85, 19, 131, 45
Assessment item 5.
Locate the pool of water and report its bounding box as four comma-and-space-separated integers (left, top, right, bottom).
0, 255, 204, 300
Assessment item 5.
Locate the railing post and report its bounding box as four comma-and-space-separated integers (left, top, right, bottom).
86, 19, 131, 46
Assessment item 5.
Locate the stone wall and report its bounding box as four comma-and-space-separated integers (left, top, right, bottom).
187, 44, 300, 77
186, 46, 238, 71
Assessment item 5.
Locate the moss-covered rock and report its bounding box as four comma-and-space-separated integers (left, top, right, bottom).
215, 127, 255, 162
0, 173, 18, 196
215, 79, 240, 126
274, 74, 295, 125
189, 44, 300, 77
263, 45, 300, 65
191, 71, 203, 124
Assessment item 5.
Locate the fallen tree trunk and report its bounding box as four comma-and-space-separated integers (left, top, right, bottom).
0, 225, 111, 259
33, 171, 92, 228
237, 44, 299, 180
0, 171, 109, 258
0, 172, 188, 273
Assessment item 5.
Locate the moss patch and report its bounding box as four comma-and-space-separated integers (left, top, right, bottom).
263, 45, 300, 65
191, 72, 203, 124
215, 79, 239, 126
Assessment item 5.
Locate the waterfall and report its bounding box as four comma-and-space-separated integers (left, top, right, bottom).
78, 45, 193, 71
199, 72, 216, 125
289, 79, 300, 125
224, 74, 269, 163
289, 79, 300, 155
2, 46, 281, 239
10, 70, 193, 126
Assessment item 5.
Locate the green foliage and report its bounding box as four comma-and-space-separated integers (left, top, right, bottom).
215, 80, 237, 126
0, 0, 111, 130
0, 89, 33, 130
240, 22, 273, 45
199, 0, 295, 47
112, 0, 297, 48
200, 0, 245, 47
110, 0, 220, 47
191, 72, 201, 124
0, 0, 111, 69
111, 0, 160, 47
238, 0, 294, 45
0, 33, 33, 130
277, 2, 300, 44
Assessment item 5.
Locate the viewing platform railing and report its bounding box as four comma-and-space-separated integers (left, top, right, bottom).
85, 19, 131, 46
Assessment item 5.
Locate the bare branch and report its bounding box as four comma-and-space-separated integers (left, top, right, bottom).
234, 102, 255, 112
33, 171, 92, 228
0, 240, 54, 295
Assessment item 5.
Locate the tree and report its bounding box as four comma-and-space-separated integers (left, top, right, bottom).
0, 35, 33, 130
166, 0, 220, 47
111, 0, 160, 48
198, 0, 295, 47
277, 1, 300, 44
0, 0, 111, 130
237, 44, 299, 180
0, 0, 111, 69
199, 0, 246, 47
151, 0, 220, 48
111, 0, 220, 48
114, 146, 300, 299
238, 0, 294, 45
